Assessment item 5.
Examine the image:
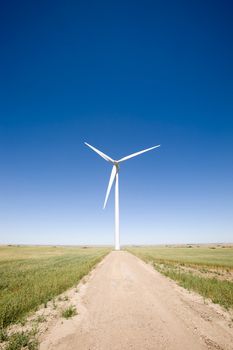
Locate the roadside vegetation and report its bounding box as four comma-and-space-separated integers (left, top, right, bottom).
0, 245, 110, 330
127, 245, 233, 310
61, 305, 77, 319
4, 329, 38, 350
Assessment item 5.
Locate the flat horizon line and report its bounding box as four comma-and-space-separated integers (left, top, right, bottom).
1, 242, 233, 247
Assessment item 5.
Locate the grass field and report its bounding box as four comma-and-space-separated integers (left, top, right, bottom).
127, 245, 233, 309
0, 245, 110, 329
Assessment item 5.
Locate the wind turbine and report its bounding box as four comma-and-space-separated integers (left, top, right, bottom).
84, 142, 160, 250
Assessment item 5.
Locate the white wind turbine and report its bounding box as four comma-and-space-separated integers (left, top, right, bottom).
85, 142, 160, 250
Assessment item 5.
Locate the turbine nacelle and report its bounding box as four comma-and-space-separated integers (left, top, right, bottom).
113, 161, 120, 171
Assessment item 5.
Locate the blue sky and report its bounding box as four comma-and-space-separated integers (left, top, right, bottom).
0, 0, 233, 245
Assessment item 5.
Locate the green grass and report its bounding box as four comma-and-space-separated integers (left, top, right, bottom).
0, 246, 110, 328
5, 330, 38, 350
156, 262, 233, 309
61, 305, 77, 319
127, 246, 233, 310
126, 246, 233, 268
0, 328, 8, 342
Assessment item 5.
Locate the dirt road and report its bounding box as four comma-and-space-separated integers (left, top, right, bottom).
40, 251, 233, 350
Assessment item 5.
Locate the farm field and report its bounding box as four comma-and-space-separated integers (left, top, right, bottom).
0, 245, 110, 329
126, 245, 233, 309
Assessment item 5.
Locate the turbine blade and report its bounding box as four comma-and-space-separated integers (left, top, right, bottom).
84, 142, 114, 163
118, 145, 160, 163
103, 165, 117, 209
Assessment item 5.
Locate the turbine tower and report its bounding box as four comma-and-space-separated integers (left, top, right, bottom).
84, 142, 160, 250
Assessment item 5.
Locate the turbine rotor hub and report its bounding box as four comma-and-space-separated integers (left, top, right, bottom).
113, 161, 120, 171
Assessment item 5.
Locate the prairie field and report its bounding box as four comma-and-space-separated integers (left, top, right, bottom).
127, 245, 233, 309
0, 245, 110, 329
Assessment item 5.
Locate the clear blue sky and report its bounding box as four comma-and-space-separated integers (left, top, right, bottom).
0, 0, 232, 245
